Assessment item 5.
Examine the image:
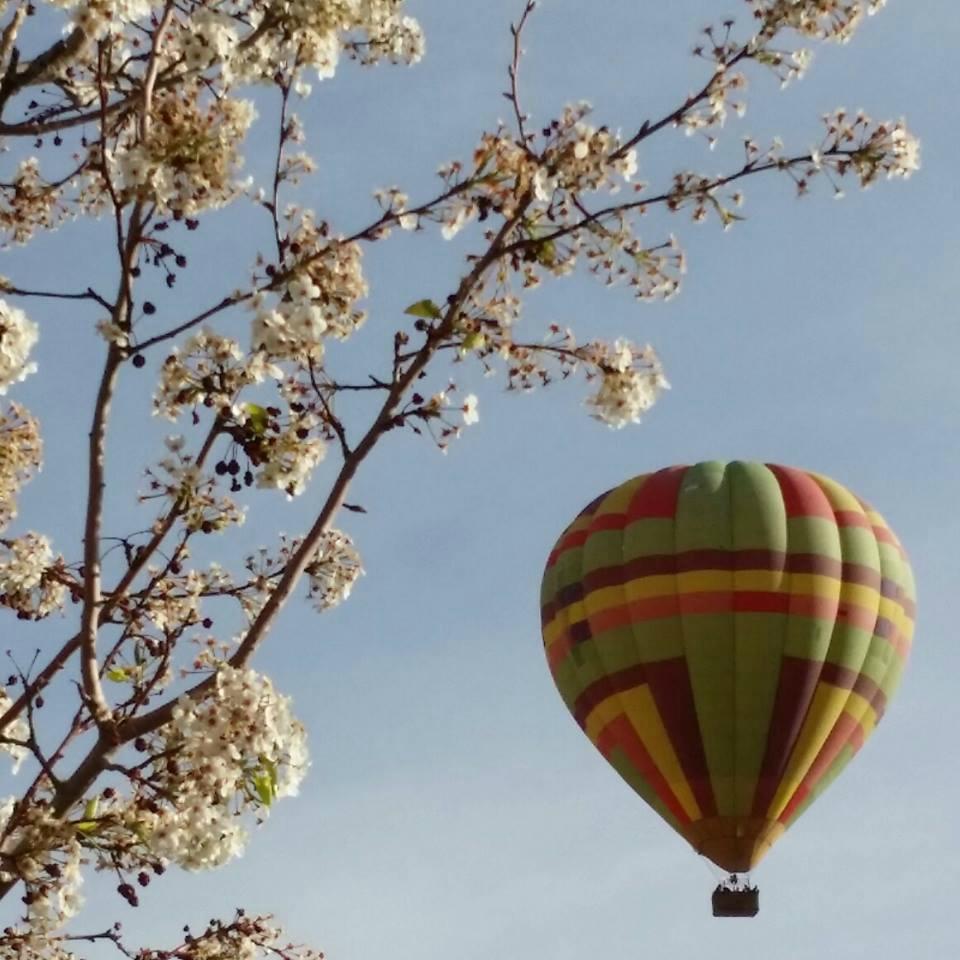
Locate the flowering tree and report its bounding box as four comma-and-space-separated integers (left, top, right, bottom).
0, 0, 918, 956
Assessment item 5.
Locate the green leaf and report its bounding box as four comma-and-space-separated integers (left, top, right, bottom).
461, 332, 487, 352
106, 667, 129, 683
404, 299, 442, 320
252, 759, 279, 807
76, 797, 99, 834
244, 403, 269, 436
253, 773, 274, 806
536, 240, 557, 267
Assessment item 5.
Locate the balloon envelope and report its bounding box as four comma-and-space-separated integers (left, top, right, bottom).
540, 462, 915, 872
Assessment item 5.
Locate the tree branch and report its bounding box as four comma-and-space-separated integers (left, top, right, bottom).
2, 285, 113, 311
122, 198, 533, 741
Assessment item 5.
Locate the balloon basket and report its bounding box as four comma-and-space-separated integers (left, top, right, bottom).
711, 885, 759, 918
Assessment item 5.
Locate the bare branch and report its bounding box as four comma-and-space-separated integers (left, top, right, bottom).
507, 1, 538, 151
2, 285, 114, 310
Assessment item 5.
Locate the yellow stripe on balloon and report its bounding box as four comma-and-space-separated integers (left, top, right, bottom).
837, 579, 882, 611
583, 688, 702, 822
845, 690, 878, 738
732, 569, 787, 592
765, 682, 850, 822
624, 573, 680, 601
675, 570, 780, 593
541, 614, 567, 649
584, 584, 633, 616
583, 695, 622, 742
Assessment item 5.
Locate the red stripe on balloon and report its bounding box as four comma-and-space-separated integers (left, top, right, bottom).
776, 710, 861, 824
596, 713, 692, 826
751, 656, 824, 818
628, 466, 686, 519
766, 464, 836, 519
644, 657, 718, 818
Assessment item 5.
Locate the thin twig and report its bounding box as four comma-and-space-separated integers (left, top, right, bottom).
507, 1, 537, 151
307, 358, 351, 459
616, 47, 753, 157
498, 149, 842, 257
3, 285, 113, 310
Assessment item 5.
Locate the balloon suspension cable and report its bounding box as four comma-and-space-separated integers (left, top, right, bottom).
697, 850, 725, 883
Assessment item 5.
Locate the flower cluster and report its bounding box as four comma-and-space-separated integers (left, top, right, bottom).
678, 63, 748, 135
0, 160, 63, 247
305, 530, 363, 611
0, 800, 84, 935
751, 0, 887, 44
253, 421, 326, 498
115, 85, 256, 216
19, 839, 83, 937
822, 110, 920, 186
143, 436, 246, 533
252, 221, 368, 363
136, 910, 326, 960
216, 0, 424, 91
0, 933, 77, 960
239, 539, 301, 622
434, 106, 638, 245
533, 106, 639, 200
0, 688, 29, 773
140, 664, 307, 870
0, 534, 68, 620
580, 339, 670, 428
154, 329, 280, 420
137, 565, 228, 635
428, 107, 691, 303
0, 404, 42, 533
0, 301, 38, 395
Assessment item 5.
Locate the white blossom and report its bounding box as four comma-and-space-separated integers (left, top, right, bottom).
114, 89, 256, 215
441, 205, 474, 240
582, 340, 670, 428
752, 0, 886, 43
251, 230, 367, 362
143, 665, 308, 870
461, 394, 479, 426
0, 533, 67, 619
0, 803, 84, 934
255, 425, 326, 498
154, 328, 278, 421
305, 530, 363, 611
0, 301, 38, 394
0, 687, 28, 773
0, 403, 42, 533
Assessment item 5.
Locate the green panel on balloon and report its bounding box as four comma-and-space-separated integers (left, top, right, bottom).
674, 462, 736, 817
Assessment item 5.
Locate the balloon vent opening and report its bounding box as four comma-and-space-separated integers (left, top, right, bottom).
711, 878, 759, 918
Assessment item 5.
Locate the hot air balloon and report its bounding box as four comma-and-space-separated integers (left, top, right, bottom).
540, 462, 915, 916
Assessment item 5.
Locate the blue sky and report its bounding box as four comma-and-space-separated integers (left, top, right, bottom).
2, 1, 958, 957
